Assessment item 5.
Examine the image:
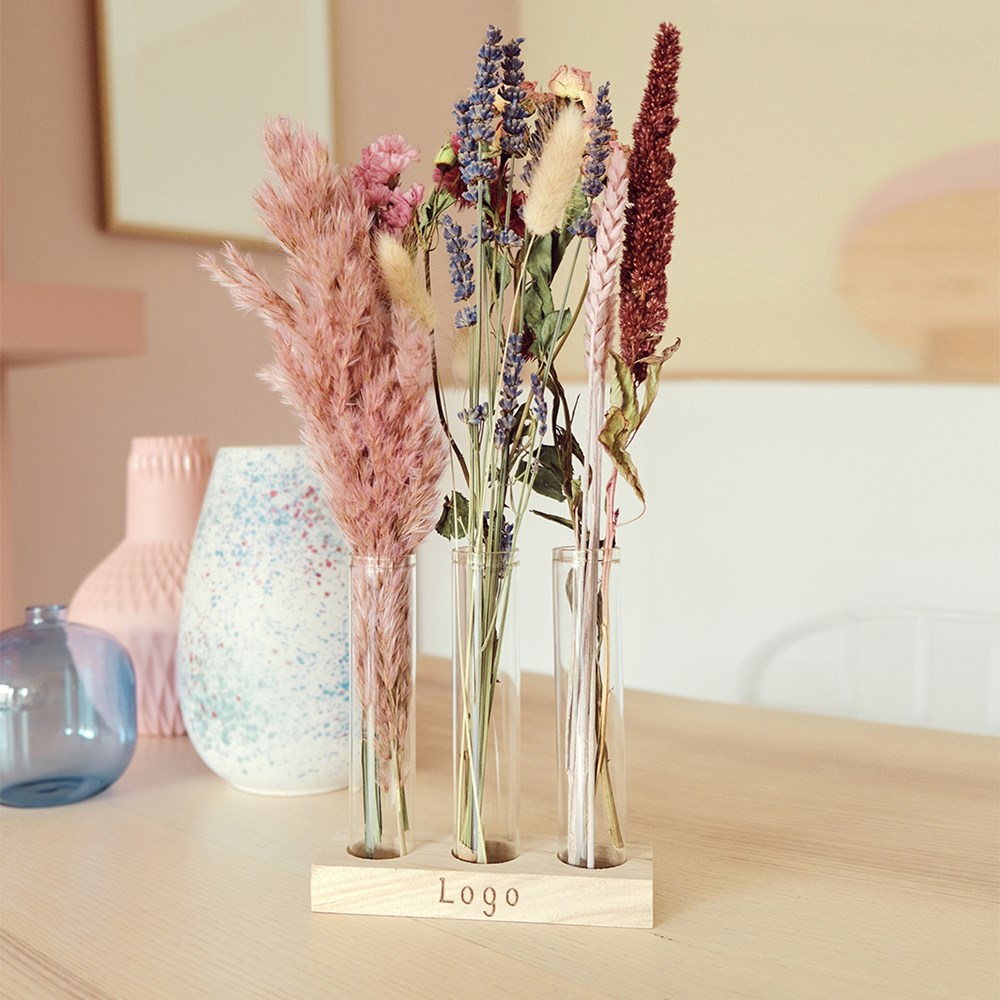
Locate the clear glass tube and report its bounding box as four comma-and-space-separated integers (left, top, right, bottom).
348, 555, 416, 859
452, 548, 520, 864
553, 546, 627, 868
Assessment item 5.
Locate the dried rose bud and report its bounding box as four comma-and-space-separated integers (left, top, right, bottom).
547, 65, 595, 115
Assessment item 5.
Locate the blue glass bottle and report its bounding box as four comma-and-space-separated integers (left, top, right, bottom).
0, 605, 137, 807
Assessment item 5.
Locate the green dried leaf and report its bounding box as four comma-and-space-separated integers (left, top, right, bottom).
598, 407, 645, 504
608, 351, 638, 427
525, 235, 555, 314
517, 444, 569, 502
536, 308, 573, 354
436, 492, 470, 540
629, 338, 679, 428
530, 465, 565, 502
563, 181, 588, 230
531, 509, 575, 530
537, 443, 570, 501
638, 358, 663, 424
483, 244, 515, 299
416, 187, 456, 246
522, 284, 545, 339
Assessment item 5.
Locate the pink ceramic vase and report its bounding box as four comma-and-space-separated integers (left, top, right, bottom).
69, 436, 212, 736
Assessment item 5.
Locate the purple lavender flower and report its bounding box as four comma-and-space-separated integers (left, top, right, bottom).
455, 26, 503, 202
568, 82, 614, 238
566, 211, 597, 240
476, 218, 523, 249
494, 331, 525, 446
499, 38, 528, 157
583, 82, 613, 197
521, 101, 557, 186
529, 371, 547, 435
495, 228, 523, 249
456, 305, 478, 329
475, 218, 494, 244
458, 403, 489, 425
443, 215, 476, 303
482, 510, 514, 553
499, 516, 514, 552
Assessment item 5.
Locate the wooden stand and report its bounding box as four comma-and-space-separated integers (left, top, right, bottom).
311, 837, 653, 927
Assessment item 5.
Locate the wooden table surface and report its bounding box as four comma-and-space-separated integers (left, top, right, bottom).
1, 657, 997, 999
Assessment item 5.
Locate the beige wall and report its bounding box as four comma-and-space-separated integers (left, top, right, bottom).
1, 0, 515, 625
524, 0, 999, 380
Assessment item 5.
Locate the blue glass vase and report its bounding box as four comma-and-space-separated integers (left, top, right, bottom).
0, 605, 137, 807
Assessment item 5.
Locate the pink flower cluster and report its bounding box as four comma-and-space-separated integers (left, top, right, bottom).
351, 134, 425, 233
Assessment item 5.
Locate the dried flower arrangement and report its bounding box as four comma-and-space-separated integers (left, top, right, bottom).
204, 20, 681, 870
421, 24, 682, 866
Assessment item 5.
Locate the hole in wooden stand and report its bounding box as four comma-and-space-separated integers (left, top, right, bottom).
347, 842, 401, 860
557, 847, 625, 870
452, 839, 519, 864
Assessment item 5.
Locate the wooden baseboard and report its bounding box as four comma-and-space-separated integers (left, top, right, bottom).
311, 837, 653, 927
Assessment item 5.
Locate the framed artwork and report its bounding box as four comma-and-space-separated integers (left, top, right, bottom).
96, 0, 335, 244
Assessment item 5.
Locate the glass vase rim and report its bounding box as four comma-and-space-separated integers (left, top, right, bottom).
213, 444, 305, 459
24, 604, 68, 626
349, 553, 417, 569
552, 545, 621, 565
451, 546, 520, 567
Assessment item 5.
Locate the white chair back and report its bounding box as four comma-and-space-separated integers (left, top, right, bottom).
741, 609, 1000, 735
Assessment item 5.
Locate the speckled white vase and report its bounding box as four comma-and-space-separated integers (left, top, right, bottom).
177, 446, 350, 795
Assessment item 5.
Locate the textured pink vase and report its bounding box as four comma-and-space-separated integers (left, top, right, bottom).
69, 436, 212, 736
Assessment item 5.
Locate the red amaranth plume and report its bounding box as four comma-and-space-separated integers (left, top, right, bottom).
619, 23, 681, 380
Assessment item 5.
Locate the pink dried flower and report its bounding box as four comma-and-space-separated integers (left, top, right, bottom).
519, 79, 554, 115
583, 143, 629, 376
355, 133, 420, 186
381, 182, 425, 232
548, 64, 595, 116
352, 133, 423, 233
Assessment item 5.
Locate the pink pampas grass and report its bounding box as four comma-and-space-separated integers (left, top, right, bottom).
202, 118, 447, 857
203, 120, 446, 560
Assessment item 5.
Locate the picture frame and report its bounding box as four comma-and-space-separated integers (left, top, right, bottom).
96, 0, 336, 245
